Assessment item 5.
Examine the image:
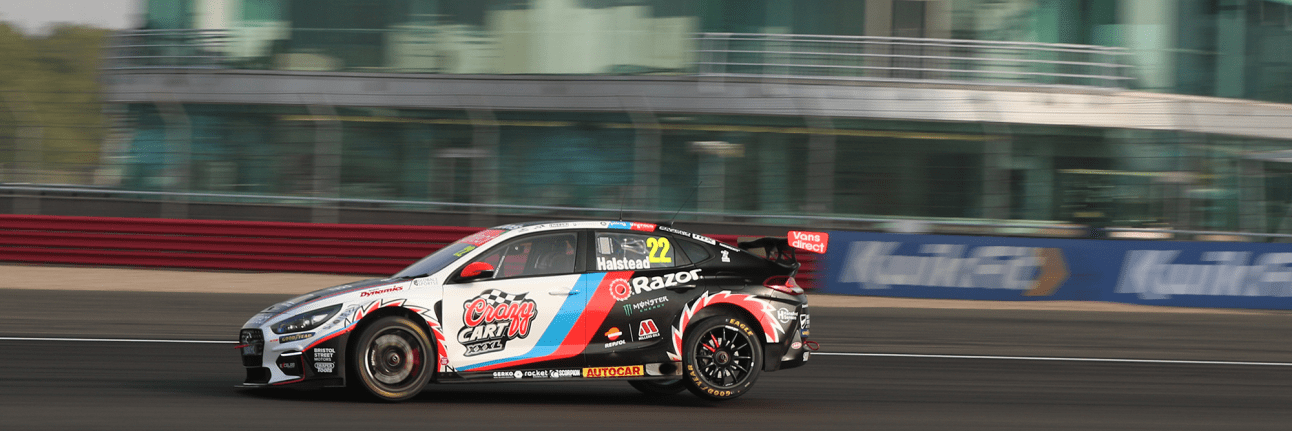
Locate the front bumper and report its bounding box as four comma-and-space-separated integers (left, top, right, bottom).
238, 328, 349, 388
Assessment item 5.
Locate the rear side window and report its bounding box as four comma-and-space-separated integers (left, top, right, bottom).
471, 232, 577, 279
675, 239, 712, 264
594, 232, 689, 271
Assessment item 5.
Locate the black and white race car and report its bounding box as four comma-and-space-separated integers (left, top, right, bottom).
237, 221, 822, 401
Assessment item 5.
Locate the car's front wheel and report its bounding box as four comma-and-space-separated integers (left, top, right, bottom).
681, 316, 763, 400
350, 315, 433, 401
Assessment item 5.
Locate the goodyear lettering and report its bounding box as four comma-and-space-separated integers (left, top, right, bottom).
839, 242, 1050, 290
582, 365, 644, 378
277, 332, 314, 343
1115, 250, 1292, 300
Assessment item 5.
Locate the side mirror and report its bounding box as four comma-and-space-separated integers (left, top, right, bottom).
459, 262, 496, 281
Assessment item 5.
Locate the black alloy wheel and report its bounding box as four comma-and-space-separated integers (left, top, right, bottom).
681, 316, 763, 400
350, 316, 433, 401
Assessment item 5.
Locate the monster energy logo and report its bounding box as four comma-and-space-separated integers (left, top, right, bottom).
622, 296, 669, 316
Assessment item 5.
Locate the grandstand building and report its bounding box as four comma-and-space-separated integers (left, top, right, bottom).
100, 0, 1292, 234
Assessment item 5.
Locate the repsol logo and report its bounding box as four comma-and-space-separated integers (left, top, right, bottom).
838, 242, 1067, 295
1115, 250, 1292, 300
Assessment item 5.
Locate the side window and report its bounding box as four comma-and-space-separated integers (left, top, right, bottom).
676, 239, 712, 264
469, 232, 577, 280
593, 232, 688, 271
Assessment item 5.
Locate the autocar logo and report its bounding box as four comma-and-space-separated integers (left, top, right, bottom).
583, 365, 644, 378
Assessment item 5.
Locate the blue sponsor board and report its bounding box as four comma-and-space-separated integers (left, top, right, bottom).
820, 231, 1292, 310
821, 231, 1114, 302
1106, 243, 1292, 309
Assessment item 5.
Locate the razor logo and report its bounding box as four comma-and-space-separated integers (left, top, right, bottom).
622, 269, 702, 299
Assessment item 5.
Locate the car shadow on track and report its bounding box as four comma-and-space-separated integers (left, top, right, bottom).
236, 383, 725, 407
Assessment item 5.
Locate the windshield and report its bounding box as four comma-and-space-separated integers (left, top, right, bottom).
391, 229, 506, 278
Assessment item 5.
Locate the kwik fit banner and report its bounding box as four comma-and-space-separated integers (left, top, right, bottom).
820, 231, 1292, 309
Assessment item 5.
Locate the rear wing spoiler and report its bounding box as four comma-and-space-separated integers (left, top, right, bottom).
738, 237, 799, 267
737, 231, 829, 276
739, 232, 826, 276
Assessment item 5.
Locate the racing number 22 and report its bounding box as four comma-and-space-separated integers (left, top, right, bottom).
646, 237, 672, 264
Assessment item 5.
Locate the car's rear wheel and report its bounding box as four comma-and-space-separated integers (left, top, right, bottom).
629, 378, 686, 396
350, 315, 433, 401
681, 316, 763, 400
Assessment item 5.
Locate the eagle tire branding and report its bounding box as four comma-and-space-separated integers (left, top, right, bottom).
682, 316, 763, 401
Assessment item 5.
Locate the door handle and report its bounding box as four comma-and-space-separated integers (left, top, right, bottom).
548, 289, 579, 296
666, 284, 698, 292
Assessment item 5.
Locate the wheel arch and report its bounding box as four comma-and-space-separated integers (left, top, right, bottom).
345, 306, 440, 377
682, 303, 766, 347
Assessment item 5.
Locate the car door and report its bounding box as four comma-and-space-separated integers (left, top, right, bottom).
442, 231, 588, 374
585, 230, 697, 362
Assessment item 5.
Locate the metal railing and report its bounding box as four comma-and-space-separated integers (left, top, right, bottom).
695, 33, 1133, 89
101, 29, 1134, 89
102, 29, 230, 70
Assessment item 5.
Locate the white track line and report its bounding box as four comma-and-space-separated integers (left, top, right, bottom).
0, 336, 235, 344
2, 338, 1289, 367
814, 352, 1292, 367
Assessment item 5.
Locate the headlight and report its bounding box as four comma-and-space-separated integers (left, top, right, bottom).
272, 304, 343, 334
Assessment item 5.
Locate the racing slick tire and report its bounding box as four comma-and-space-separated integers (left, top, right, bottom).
681, 316, 764, 401
349, 315, 433, 402
629, 379, 686, 396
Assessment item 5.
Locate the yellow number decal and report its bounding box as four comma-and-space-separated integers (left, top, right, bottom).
646, 237, 672, 264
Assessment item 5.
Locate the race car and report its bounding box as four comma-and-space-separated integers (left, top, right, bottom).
236, 221, 822, 401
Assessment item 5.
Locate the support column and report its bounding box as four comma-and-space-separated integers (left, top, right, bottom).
628, 101, 660, 216
305, 101, 341, 224
467, 104, 499, 227
864, 0, 894, 79
3, 92, 43, 214
758, 134, 791, 214
1216, 0, 1247, 98
801, 93, 836, 215
981, 131, 1013, 220
157, 98, 191, 220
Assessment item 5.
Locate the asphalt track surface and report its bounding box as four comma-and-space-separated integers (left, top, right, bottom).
4, 289, 1292, 430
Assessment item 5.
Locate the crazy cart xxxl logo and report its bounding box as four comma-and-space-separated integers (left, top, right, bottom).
839, 242, 1068, 296
459, 289, 537, 356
